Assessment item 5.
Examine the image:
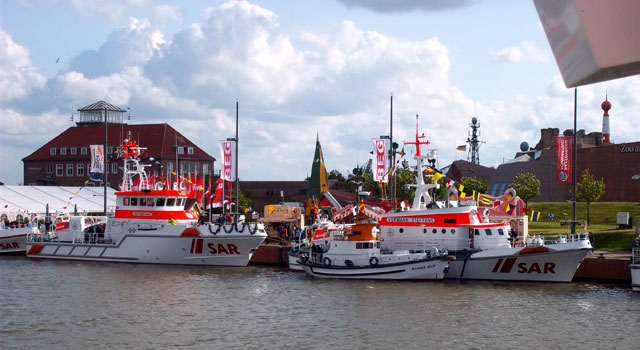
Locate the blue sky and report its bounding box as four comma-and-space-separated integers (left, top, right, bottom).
1, 0, 638, 185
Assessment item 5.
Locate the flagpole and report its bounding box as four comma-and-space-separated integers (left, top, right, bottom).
103, 106, 108, 216
572, 88, 577, 236
389, 93, 394, 204
235, 100, 239, 223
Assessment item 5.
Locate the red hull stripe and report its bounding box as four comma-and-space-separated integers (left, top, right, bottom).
115, 210, 196, 221
492, 258, 503, 272
28, 244, 43, 254
499, 257, 517, 273
195, 238, 203, 254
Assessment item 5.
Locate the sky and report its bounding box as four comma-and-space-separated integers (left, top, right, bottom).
1, 0, 639, 185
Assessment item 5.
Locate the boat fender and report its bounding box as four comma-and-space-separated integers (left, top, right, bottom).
369, 257, 379, 266
323, 257, 331, 267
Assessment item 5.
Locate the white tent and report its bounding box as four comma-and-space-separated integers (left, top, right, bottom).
0, 185, 117, 221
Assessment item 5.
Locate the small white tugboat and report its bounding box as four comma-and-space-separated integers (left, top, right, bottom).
26, 139, 267, 266
297, 221, 449, 280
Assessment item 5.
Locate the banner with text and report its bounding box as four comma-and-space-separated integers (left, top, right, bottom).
555, 136, 571, 183
372, 138, 390, 183
90, 144, 104, 181
219, 140, 236, 181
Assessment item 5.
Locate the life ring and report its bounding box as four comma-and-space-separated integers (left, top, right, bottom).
323, 257, 331, 267
369, 257, 379, 266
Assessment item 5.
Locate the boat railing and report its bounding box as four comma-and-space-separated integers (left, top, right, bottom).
539, 233, 589, 245
632, 247, 640, 265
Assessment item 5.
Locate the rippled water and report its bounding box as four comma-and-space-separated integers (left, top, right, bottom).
1, 256, 639, 349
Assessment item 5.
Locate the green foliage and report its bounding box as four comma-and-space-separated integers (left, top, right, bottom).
460, 176, 488, 194
328, 169, 346, 181
511, 172, 540, 206
527, 202, 640, 251
577, 168, 606, 224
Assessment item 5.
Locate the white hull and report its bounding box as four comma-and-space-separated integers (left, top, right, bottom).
288, 253, 304, 271
631, 264, 640, 292
445, 246, 591, 282
27, 226, 266, 266
0, 227, 35, 254
300, 259, 448, 280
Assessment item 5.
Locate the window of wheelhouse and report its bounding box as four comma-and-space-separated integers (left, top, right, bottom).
485, 228, 492, 235
140, 198, 147, 206
123, 197, 130, 206
497, 228, 505, 235
131, 197, 138, 206
156, 198, 166, 206
474, 229, 480, 236
146, 198, 154, 207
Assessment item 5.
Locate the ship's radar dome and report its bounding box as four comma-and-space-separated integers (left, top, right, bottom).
471, 117, 478, 125
520, 142, 529, 152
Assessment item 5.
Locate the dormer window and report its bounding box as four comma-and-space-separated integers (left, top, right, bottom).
50, 148, 57, 155
178, 146, 184, 155
187, 147, 194, 155
60, 147, 67, 155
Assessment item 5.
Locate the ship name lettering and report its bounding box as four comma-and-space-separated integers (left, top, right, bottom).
207, 243, 240, 255
517, 262, 556, 274
0, 242, 20, 250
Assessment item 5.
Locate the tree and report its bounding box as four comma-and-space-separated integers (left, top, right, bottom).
511, 172, 540, 206
328, 169, 346, 181
460, 176, 488, 194
577, 168, 605, 224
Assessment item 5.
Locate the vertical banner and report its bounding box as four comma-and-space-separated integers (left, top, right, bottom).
90, 145, 104, 181
219, 140, 236, 181
372, 139, 390, 183
555, 136, 572, 183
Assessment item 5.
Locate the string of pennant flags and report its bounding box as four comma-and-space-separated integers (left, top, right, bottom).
368, 158, 562, 222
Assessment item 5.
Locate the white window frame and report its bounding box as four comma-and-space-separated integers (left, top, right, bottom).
66, 164, 73, 176
77, 164, 84, 176
46, 164, 53, 174
81, 147, 88, 155
56, 164, 63, 176
111, 163, 117, 174
178, 146, 184, 155
70, 147, 77, 155
60, 147, 67, 155
187, 147, 194, 155
50, 148, 57, 155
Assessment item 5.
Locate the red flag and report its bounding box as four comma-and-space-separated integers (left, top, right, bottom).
196, 175, 205, 206
555, 136, 572, 183
210, 178, 224, 208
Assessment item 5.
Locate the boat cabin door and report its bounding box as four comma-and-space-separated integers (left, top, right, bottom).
468, 228, 474, 249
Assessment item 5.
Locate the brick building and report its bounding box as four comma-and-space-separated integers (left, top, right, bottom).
22, 101, 215, 188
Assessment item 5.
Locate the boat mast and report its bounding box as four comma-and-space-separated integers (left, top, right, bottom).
103, 106, 108, 217
235, 100, 240, 223
572, 88, 577, 235
389, 93, 394, 204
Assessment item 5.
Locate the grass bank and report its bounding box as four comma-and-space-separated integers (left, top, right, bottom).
527, 202, 639, 251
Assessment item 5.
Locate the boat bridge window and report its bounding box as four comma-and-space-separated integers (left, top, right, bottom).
475, 229, 480, 236
156, 198, 165, 206
123, 198, 130, 206
356, 242, 375, 249
131, 198, 138, 206
166, 198, 176, 206
497, 228, 505, 235
146, 198, 154, 207
485, 229, 492, 236
444, 218, 456, 224
140, 198, 147, 206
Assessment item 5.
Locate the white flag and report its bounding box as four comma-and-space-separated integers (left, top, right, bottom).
372, 139, 389, 183
219, 140, 236, 181
90, 145, 104, 178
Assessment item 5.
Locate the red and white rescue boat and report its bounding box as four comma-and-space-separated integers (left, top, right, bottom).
1, 225, 37, 255
378, 118, 592, 282
26, 139, 267, 266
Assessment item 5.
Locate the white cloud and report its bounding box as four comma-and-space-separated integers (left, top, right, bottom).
70, 0, 149, 19
153, 4, 183, 26
337, 0, 477, 13
0, 30, 47, 102
492, 41, 550, 64
68, 17, 164, 77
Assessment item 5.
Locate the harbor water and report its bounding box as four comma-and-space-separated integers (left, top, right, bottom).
1, 257, 639, 349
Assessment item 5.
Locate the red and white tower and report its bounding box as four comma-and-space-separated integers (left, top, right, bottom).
601, 95, 611, 144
